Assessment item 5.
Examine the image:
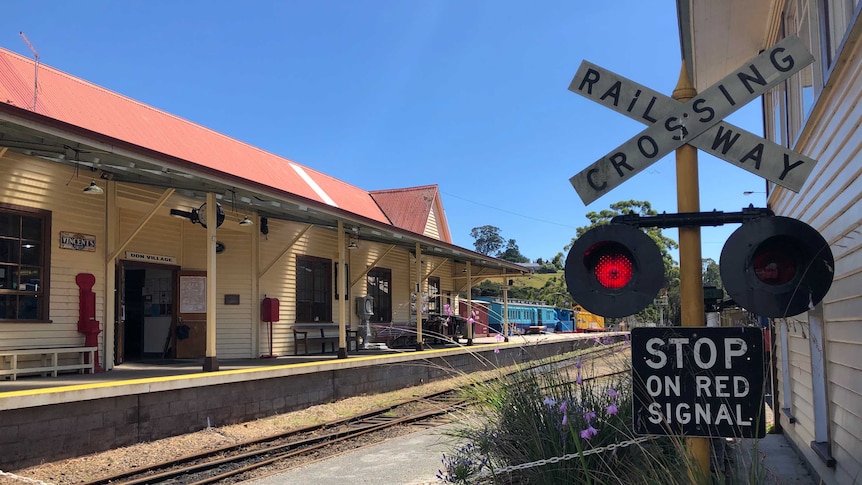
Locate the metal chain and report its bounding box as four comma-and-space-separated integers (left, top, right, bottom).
476, 436, 657, 477
0, 470, 55, 485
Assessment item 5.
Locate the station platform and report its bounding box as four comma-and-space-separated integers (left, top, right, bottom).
0, 331, 607, 471
0, 332, 576, 393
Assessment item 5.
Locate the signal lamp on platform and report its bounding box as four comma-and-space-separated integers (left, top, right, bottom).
720, 216, 834, 317
565, 224, 664, 318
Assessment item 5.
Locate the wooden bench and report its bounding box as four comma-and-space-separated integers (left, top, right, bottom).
293, 327, 359, 355
0, 346, 97, 381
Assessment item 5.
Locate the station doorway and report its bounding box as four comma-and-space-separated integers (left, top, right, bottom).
115, 262, 178, 363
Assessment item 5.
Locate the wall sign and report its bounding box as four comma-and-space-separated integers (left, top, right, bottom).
631, 326, 766, 438
60, 232, 96, 252
124, 251, 177, 265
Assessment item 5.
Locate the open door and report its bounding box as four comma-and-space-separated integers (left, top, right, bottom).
175, 270, 207, 358
115, 262, 126, 365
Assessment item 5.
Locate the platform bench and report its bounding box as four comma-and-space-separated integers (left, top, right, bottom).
0, 346, 97, 381
293, 327, 359, 355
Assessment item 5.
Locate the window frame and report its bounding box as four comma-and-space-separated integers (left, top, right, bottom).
367, 267, 392, 323
295, 255, 332, 323
0, 204, 52, 322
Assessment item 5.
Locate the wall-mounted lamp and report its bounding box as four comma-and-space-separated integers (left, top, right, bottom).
462, 268, 468, 274
347, 239, 359, 250
239, 215, 254, 226
83, 180, 104, 194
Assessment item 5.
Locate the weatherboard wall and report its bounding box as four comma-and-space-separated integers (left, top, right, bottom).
768, 25, 862, 484
0, 153, 107, 365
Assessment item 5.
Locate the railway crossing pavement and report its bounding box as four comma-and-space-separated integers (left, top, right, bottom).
245, 419, 816, 485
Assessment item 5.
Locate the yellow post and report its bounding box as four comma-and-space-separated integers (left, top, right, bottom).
673, 61, 709, 482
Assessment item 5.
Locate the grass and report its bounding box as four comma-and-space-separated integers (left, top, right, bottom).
437, 341, 769, 484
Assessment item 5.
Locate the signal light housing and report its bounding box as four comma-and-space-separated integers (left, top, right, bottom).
720, 216, 834, 317
565, 224, 664, 318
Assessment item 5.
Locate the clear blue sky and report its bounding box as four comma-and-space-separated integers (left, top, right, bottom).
4, 1, 766, 264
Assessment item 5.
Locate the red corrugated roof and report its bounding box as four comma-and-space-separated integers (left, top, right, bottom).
370, 185, 452, 243
0, 48, 391, 225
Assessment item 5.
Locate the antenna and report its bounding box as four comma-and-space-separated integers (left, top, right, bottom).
19, 32, 40, 112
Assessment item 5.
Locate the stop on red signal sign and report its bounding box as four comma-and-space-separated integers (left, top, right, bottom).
565, 224, 664, 318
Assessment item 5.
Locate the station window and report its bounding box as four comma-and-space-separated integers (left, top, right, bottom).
0, 206, 51, 321
367, 267, 391, 323
427, 276, 440, 314
296, 255, 332, 323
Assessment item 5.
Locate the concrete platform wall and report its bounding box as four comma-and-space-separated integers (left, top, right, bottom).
0, 337, 613, 470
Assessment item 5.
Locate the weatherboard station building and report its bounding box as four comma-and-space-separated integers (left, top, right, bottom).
0, 46, 528, 375
679, 1, 862, 483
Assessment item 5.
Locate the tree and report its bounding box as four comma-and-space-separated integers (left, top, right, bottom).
568, 200, 681, 325
499, 239, 529, 263
470, 225, 505, 256
702, 258, 722, 289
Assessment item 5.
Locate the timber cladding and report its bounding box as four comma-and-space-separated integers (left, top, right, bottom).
0, 337, 615, 471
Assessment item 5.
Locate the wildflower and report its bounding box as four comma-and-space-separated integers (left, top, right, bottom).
579, 424, 599, 440
559, 400, 568, 413
607, 388, 619, 399
543, 396, 557, 407
575, 358, 582, 369
583, 410, 597, 421
495, 333, 504, 342
606, 403, 619, 415
562, 413, 568, 426
575, 371, 583, 386
494, 348, 500, 354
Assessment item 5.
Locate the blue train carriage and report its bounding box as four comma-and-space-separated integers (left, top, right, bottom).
472, 297, 562, 336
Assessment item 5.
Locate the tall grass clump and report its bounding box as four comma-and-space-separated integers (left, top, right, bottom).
440, 351, 696, 484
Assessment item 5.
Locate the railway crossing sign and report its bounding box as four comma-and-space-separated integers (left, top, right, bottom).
568, 35, 816, 205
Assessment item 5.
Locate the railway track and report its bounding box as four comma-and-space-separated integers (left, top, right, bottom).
81, 342, 627, 485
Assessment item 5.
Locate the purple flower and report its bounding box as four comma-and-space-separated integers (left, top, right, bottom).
494, 348, 500, 354
607, 388, 619, 399
575, 358, 582, 369
575, 371, 583, 386
579, 424, 598, 440
543, 397, 557, 407
467, 317, 474, 325
606, 403, 619, 415
559, 400, 568, 413
444, 303, 452, 315
562, 414, 568, 426
583, 410, 597, 421
495, 333, 504, 342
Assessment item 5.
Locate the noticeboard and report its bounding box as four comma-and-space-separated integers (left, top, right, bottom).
631, 326, 766, 438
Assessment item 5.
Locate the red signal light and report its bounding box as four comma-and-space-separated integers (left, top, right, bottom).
566, 224, 664, 318
589, 244, 634, 289
721, 216, 834, 317
751, 237, 795, 285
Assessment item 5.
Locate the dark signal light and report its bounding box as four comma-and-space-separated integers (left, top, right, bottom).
721, 216, 834, 317
565, 224, 664, 318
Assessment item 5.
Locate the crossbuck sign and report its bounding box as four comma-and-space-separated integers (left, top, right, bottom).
569, 36, 816, 205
